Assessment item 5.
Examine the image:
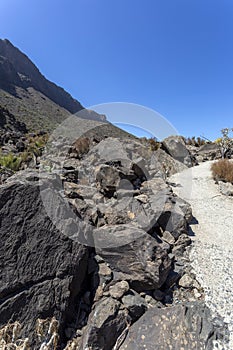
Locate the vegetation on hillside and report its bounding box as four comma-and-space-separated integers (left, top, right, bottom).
0, 133, 48, 172
184, 136, 206, 147
140, 137, 161, 151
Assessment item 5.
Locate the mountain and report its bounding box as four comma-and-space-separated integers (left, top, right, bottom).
0, 39, 107, 131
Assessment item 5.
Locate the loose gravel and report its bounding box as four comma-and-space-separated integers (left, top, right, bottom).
169, 161, 233, 350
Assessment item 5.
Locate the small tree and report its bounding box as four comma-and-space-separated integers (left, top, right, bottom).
216, 128, 233, 158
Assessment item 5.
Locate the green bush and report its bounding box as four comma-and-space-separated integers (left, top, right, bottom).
0, 153, 22, 171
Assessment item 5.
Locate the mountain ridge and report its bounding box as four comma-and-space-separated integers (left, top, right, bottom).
0, 39, 107, 131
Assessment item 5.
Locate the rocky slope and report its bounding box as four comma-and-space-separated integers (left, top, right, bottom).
0, 40, 230, 348
0, 134, 228, 349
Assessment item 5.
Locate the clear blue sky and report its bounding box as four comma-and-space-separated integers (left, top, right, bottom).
1, 0, 233, 140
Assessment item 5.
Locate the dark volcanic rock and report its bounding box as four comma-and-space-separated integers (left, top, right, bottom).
121, 290, 147, 321
0, 175, 89, 348
94, 224, 171, 292
0, 39, 84, 115
120, 302, 228, 350
0, 106, 27, 133
78, 297, 129, 350
162, 135, 193, 167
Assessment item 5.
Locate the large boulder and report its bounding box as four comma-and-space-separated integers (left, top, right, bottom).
162, 136, 193, 167
120, 302, 228, 350
187, 143, 221, 163
0, 173, 89, 348
78, 297, 129, 350
149, 148, 188, 178
94, 224, 171, 292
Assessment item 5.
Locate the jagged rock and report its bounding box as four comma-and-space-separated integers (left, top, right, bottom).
78, 297, 129, 350
0, 39, 84, 114
162, 136, 193, 167
153, 289, 165, 301
0, 174, 89, 349
98, 262, 113, 286
162, 230, 175, 244
149, 148, 188, 178
122, 290, 147, 321
95, 164, 122, 196
179, 273, 194, 288
164, 270, 180, 288
197, 143, 221, 161
120, 302, 227, 350
94, 224, 171, 292
0, 166, 14, 184
158, 196, 192, 239
172, 233, 192, 256
219, 180, 233, 196
15, 140, 26, 152
0, 106, 27, 133
109, 281, 130, 299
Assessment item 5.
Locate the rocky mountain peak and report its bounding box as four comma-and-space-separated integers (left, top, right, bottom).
0, 39, 106, 123
0, 38, 83, 113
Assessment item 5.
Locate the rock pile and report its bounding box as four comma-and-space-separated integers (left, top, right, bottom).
0, 134, 228, 349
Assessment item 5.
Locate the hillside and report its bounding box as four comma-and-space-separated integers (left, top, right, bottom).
0, 39, 107, 131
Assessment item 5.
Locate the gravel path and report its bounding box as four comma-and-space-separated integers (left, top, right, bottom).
169, 161, 233, 350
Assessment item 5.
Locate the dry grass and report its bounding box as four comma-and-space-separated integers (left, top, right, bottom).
148, 138, 160, 151
211, 159, 233, 183
0, 318, 59, 350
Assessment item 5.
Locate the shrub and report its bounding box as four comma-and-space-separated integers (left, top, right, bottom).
215, 128, 233, 158
69, 137, 90, 158
0, 153, 22, 171
148, 138, 160, 151
185, 136, 206, 147
211, 159, 233, 183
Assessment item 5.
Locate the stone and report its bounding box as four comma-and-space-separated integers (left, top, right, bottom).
95, 164, 121, 196
197, 143, 221, 160
165, 270, 180, 288
16, 140, 25, 152
134, 194, 148, 203
98, 262, 113, 285
158, 197, 192, 239
162, 135, 193, 167
172, 234, 192, 256
144, 295, 155, 305
219, 181, 233, 196
122, 290, 147, 321
179, 273, 194, 288
0, 175, 89, 349
78, 297, 129, 350
109, 281, 130, 299
152, 289, 165, 301
162, 230, 175, 244
149, 148, 188, 178
94, 224, 171, 292
120, 302, 227, 350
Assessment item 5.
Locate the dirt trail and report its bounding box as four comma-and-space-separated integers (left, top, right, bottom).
169, 161, 233, 349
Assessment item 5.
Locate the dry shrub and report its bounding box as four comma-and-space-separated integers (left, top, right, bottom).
0, 322, 29, 349
0, 318, 59, 350
70, 137, 90, 158
148, 138, 160, 151
211, 159, 233, 183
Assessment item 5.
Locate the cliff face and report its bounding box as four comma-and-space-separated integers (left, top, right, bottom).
0, 39, 106, 131
0, 39, 83, 113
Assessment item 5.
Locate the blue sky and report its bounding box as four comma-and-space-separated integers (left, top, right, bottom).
1, 0, 233, 140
